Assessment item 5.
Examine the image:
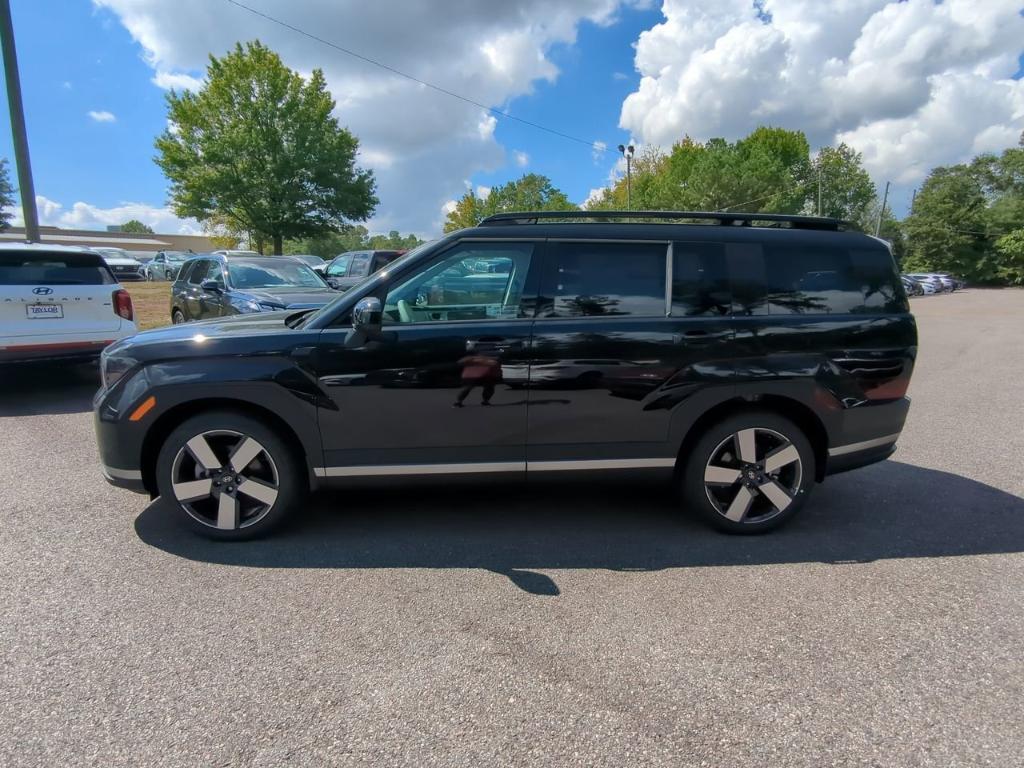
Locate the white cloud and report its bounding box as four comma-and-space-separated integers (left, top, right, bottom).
87, 110, 116, 123
94, 0, 630, 235
17, 195, 202, 234
592, 140, 607, 163
475, 185, 492, 199
620, 0, 1024, 192
514, 150, 530, 167
151, 70, 203, 91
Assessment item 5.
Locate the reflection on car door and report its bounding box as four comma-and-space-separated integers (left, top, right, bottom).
313, 241, 540, 475
525, 240, 734, 468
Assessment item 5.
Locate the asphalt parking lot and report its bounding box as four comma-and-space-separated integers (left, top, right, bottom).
2, 289, 1022, 767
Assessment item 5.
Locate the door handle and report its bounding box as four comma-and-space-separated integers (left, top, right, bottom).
674, 329, 714, 345
466, 337, 524, 353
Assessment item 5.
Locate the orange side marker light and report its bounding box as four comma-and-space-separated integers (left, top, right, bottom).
129, 396, 156, 422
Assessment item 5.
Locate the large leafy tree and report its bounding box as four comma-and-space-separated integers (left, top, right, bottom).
588, 127, 811, 213
156, 41, 377, 254
443, 174, 576, 232
0, 158, 15, 229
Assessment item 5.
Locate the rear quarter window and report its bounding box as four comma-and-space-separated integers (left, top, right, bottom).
0, 252, 114, 285
730, 241, 906, 315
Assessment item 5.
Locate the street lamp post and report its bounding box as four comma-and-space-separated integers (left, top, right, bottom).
617, 144, 634, 210
0, 0, 39, 242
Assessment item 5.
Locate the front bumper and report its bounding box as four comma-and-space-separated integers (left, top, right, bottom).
100, 461, 147, 493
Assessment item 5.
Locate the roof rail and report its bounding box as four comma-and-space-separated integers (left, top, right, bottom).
477, 210, 850, 231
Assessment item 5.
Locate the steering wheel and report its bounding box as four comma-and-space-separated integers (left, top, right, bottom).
397, 299, 414, 323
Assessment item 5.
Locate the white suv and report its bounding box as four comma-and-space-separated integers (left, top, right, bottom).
0, 244, 137, 363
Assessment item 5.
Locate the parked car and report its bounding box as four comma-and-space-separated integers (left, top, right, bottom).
212, 249, 260, 257
95, 210, 917, 540
1, 244, 136, 363
906, 273, 945, 293
93, 247, 145, 282
144, 250, 192, 281
324, 249, 405, 291
289, 254, 327, 277
169, 254, 336, 323
901, 275, 924, 296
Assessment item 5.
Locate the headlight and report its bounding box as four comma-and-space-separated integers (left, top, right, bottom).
101, 352, 137, 389
238, 301, 284, 313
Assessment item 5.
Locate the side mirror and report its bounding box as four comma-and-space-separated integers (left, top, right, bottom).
352, 296, 382, 333
200, 280, 222, 293
327, 278, 342, 290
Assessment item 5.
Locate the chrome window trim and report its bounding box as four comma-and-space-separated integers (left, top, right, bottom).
664, 241, 673, 317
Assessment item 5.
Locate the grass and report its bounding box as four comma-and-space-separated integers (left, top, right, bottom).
126, 282, 172, 331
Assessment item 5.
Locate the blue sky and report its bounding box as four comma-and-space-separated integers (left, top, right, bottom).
1, 1, 1022, 235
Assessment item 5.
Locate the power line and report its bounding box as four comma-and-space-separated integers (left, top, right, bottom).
223, 0, 610, 154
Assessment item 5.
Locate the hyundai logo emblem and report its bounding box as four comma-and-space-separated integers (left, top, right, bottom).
32, 286, 53, 295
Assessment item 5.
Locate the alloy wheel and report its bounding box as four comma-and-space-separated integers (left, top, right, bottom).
170, 429, 279, 530
703, 427, 803, 525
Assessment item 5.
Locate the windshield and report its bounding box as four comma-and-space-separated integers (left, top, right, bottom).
165, 252, 188, 262
297, 240, 436, 328
227, 260, 326, 289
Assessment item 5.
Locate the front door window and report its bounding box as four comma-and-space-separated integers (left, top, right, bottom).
383, 242, 535, 324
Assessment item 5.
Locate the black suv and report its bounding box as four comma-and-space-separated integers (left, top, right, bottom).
95, 211, 916, 539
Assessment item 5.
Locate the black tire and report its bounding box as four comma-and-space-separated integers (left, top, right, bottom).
171, 308, 186, 324
155, 410, 306, 540
682, 411, 815, 534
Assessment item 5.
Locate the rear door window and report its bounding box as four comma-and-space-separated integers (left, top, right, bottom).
0, 252, 114, 285
348, 253, 371, 278
538, 242, 666, 317
671, 242, 730, 316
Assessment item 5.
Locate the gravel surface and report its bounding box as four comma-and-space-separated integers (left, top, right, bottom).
1, 289, 1022, 767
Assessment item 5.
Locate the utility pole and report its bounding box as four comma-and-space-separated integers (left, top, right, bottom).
618, 144, 634, 210
817, 166, 822, 217
875, 180, 890, 237
0, 0, 39, 241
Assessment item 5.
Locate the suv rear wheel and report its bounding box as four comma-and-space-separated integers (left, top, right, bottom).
683, 411, 815, 534
155, 411, 305, 540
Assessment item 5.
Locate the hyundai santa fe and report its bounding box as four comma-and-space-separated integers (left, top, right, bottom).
94, 211, 917, 539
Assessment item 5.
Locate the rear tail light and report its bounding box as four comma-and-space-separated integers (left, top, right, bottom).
113, 289, 134, 321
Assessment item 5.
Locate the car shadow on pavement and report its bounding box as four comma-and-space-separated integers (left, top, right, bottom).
134, 459, 1024, 595
0, 362, 99, 416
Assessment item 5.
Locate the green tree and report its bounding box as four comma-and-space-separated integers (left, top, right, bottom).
994, 229, 1024, 284
587, 127, 811, 214
120, 219, 154, 234
443, 174, 576, 232
902, 165, 995, 281
810, 143, 876, 225
0, 158, 15, 229
156, 41, 377, 254
285, 225, 423, 258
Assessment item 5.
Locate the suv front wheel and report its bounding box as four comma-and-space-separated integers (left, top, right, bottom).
683, 411, 815, 534
155, 411, 305, 540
